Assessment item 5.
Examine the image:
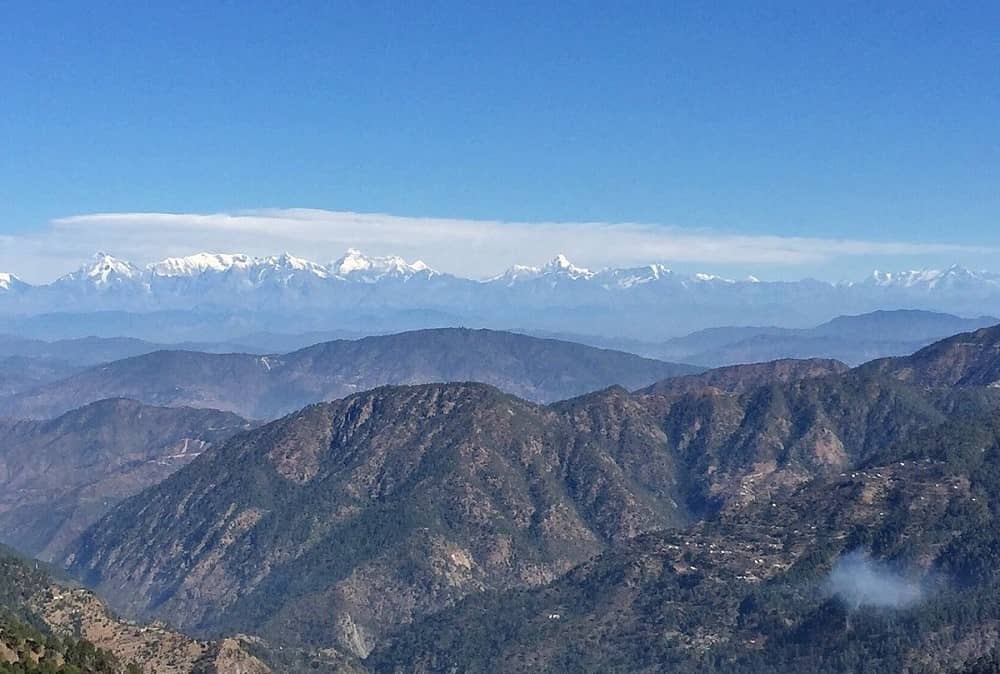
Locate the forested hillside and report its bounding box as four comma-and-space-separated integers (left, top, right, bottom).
62, 325, 1000, 669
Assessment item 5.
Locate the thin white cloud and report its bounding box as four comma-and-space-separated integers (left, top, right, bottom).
0, 208, 992, 283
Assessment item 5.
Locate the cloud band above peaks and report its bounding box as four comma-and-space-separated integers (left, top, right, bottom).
0, 208, 990, 282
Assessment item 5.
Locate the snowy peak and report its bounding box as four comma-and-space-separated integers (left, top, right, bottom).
0, 272, 24, 291
268, 252, 326, 271
488, 264, 542, 284
490, 257, 733, 287
542, 254, 594, 279
250, 253, 330, 282
864, 265, 1000, 290
490, 254, 595, 284
692, 272, 734, 283
20, 254, 1000, 295
330, 249, 435, 281
58, 252, 143, 288
150, 252, 334, 286
149, 252, 328, 278
256, 253, 329, 279
150, 252, 255, 277
548, 254, 574, 270
595, 263, 675, 289
332, 249, 381, 275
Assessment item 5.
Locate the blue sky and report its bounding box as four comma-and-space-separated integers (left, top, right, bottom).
1, 2, 998, 281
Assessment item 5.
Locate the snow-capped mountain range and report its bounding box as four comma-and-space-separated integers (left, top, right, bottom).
862, 266, 1000, 290
2, 251, 999, 339
7, 249, 999, 293
47, 250, 437, 287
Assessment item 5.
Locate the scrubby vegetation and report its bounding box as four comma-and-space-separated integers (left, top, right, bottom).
0, 613, 139, 673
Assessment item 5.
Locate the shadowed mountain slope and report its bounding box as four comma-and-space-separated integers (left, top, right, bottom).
861, 324, 1000, 388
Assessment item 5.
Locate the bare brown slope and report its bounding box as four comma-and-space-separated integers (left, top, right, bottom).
0, 398, 251, 560
0, 545, 273, 674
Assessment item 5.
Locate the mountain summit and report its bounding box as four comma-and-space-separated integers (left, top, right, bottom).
330, 248, 435, 280
55, 252, 144, 290
542, 253, 594, 279
0, 272, 25, 291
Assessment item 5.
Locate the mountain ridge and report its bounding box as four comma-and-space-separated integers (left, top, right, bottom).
537, 310, 1000, 367
64, 382, 693, 657
0, 328, 700, 419
5, 251, 1000, 291
4, 252, 1000, 338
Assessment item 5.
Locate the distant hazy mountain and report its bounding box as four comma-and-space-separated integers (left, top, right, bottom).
0, 333, 299, 396
0, 328, 700, 419
0, 333, 172, 364
0, 398, 250, 560
540, 310, 998, 367
3, 251, 1000, 339
0, 330, 373, 364
811, 308, 1000, 340
7, 308, 989, 370
0, 355, 81, 396
677, 310, 999, 366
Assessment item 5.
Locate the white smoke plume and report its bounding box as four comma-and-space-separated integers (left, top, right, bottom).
824, 550, 924, 609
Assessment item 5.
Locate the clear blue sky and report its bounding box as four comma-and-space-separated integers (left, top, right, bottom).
1, 1, 998, 274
